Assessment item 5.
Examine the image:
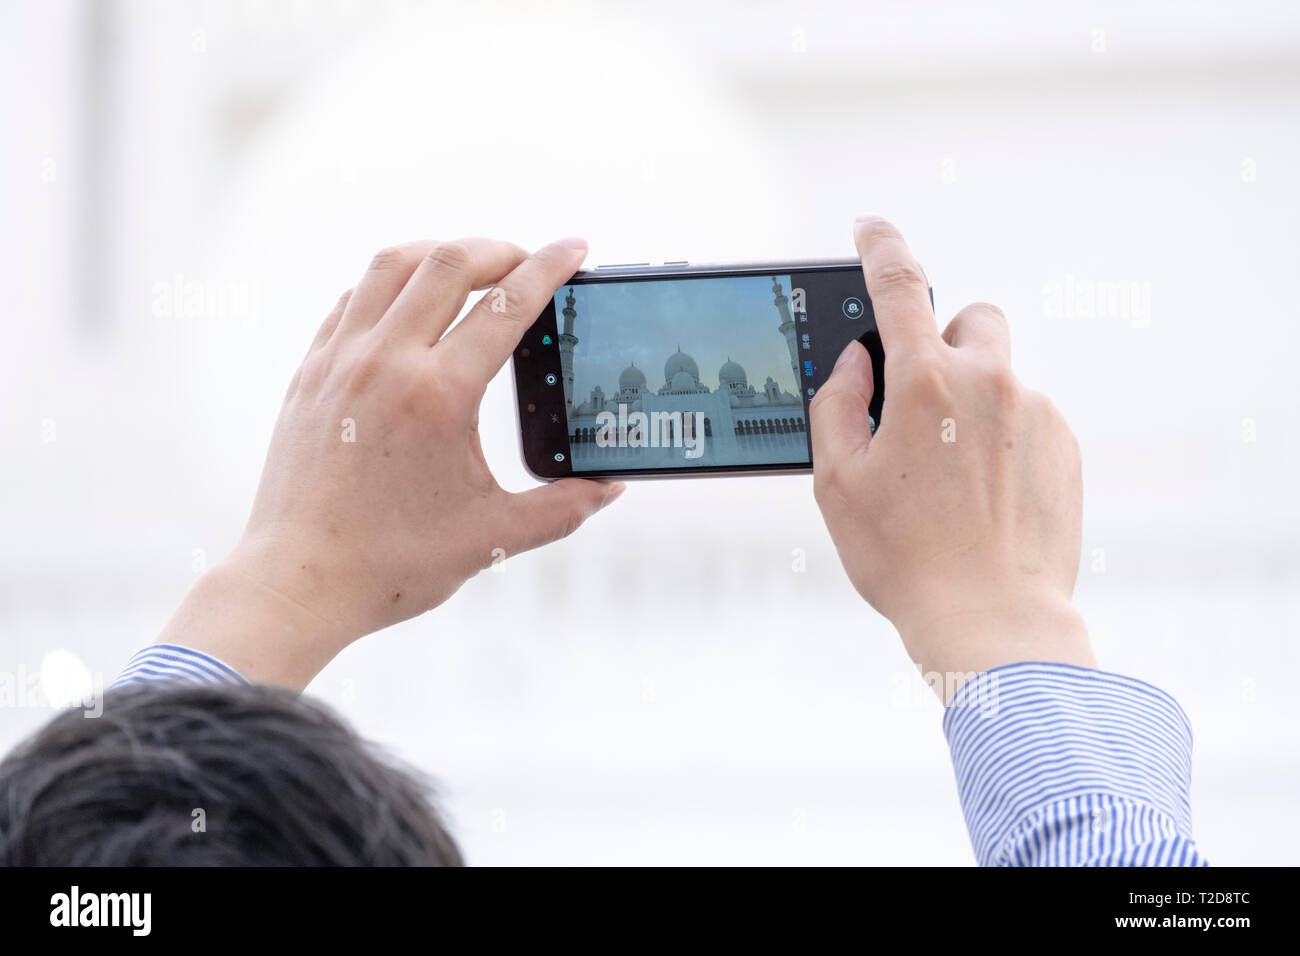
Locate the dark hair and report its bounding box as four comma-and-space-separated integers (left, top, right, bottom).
0, 683, 463, 866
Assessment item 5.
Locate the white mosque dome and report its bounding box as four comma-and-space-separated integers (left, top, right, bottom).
719, 358, 747, 386
669, 370, 697, 392
619, 363, 647, 390
664, 348, 699, 384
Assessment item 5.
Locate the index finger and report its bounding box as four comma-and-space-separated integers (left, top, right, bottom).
434, 237, 588, 391
853, 216, 939, 361
377, 238, 530, 346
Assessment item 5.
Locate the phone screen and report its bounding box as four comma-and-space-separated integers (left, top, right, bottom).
513, 262, 884, 478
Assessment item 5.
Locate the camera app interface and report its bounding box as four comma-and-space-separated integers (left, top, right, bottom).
519, 264, 878, 476
555, 274, 807, 470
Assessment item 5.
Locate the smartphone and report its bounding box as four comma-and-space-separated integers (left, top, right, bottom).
512, 259, 908, 479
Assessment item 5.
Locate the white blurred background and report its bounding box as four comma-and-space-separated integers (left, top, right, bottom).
2, 0, 1298, 865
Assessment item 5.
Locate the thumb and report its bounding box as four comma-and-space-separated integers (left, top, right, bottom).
810, 340, 876, 470
500, 478, 626, 556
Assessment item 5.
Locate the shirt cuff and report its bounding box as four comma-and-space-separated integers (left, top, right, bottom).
112, 643, 249, 689
943, 661, 1194, 866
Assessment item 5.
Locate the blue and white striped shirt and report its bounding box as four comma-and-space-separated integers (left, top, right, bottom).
945, 662, 1205, 866
114, 643, 248, 688
113, 647, 1205, 866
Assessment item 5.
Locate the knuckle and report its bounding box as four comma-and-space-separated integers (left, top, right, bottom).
1025, 387, 1057, 419
483, 281, 526, 323
426, 375, 466, 415
368, 244, 413, 274
295, 352, 327, 392
898, 358, 948, 401
431, 356, 481, 399
342, 345, 386, 395
987, 365, 1020, 407
397, 357, 452, 404
812, 459, 845, 502
417, 375, 476, 426
424, 240, 472, 276
869, 259, 928, 298
1035, 391, 1081, 466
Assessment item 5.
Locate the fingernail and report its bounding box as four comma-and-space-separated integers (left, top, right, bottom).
557, 236, 588, 251
834, 340, 862, 371
854, 213, 880, 223
602, 482, 627, 506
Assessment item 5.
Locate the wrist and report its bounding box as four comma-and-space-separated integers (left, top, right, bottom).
157, 540, 362, 690
896, 587, 1095, 703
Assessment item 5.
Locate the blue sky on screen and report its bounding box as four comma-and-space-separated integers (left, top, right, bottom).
560, 274, 799, 401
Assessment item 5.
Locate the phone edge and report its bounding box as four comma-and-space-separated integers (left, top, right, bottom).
512, 256, 917, 482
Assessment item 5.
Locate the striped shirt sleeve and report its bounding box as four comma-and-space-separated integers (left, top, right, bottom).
943, 661, 1207, 866
112, 643, 249, 689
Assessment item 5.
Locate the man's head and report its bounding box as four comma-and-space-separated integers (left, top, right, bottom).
0, 683, 463, 865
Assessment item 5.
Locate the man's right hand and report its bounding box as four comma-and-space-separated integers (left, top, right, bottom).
810, 216, 1095, 701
